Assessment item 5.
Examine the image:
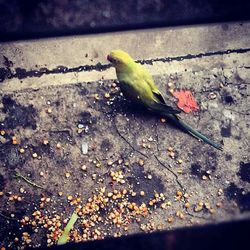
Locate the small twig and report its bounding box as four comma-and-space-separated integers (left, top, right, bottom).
43, 127, 73, 137
14, 172, 44, 189
95, 157, 103, 168
224, 108, 250, 116
0, 212, 17, 221
185, 211, 209, 220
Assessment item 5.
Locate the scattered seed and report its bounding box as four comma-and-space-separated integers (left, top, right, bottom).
104, 93, 110, 98
45, 197, 51, 202
209, 208, 216, 214
67, 195, 73, 201
167, 217, 173, 223
138, 159, 144, 166
32, 153, 38, 158
94, 94, 100, 100
19, 148, 25, 154
160, 203, 166, 209
47, 108, 52, 113
176, 191, 182, 197
216, 202, 222, 208
43, 139, 49, 145
107, 160, 113, 166
194, 203, 203, 212
169, 151, 175, 158
202, 175, 208, 180
65, 172, 71, 178
208, 92, 217, 100
81, 165, 87, 171
177, 169, 183, 174
140, 191, 145, 196
218, 189, 223, 196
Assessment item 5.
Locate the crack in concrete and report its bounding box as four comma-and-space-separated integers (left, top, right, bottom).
113, 117, 148, 159
154, 155, 184, 191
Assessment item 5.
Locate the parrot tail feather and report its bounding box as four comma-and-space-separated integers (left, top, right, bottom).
169, 115, 223, 151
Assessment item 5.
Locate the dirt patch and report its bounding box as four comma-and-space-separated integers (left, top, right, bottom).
1, 95, 37, 130
0, 68, 249, 249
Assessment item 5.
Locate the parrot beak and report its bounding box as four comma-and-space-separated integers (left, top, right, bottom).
107, 54, 111, 62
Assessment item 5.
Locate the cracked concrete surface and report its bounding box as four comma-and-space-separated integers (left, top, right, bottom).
0, 22, 250, 249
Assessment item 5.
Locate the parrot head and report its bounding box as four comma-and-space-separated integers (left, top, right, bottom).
107, 50, 134, 67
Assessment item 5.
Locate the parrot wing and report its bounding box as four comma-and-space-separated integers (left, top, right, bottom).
149, 99, 181, 114
140, 66, 171, 104
141, 70, 181, 114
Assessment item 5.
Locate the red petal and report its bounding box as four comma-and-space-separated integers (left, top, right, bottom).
172, 90, 199, 113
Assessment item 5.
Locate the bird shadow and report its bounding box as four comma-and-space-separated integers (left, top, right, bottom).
110, 95, 183, 133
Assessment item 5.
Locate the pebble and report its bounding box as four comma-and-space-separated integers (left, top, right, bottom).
0, 135, 6, 144
81, 142, 88, 154
208, 92, 217, 100
32, 153, 38, 158
78, 124, 84, 129
147, 174, 152, 180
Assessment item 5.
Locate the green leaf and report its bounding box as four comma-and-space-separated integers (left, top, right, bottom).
57, 211, 78, 245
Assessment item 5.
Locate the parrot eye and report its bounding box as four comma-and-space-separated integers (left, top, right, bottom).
107, 55, 119, 64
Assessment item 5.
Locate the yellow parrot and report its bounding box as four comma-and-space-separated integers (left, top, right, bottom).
107, 49, 222, 150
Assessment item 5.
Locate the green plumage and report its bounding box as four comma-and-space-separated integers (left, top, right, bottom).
107, 49, 222, 151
